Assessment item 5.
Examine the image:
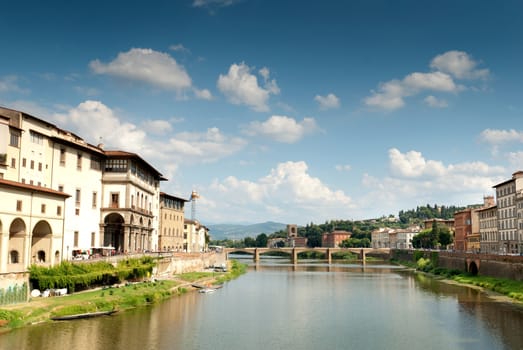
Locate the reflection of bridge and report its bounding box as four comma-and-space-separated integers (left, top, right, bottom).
224, 247, 391, 264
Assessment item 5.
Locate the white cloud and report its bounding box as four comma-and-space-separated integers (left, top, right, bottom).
206, 161, 353, 222
335, 164, 352, 172
424, 95, 448, 108
167, 127, 247, 163
430, 50, 489, 80
355, 149, 506, 217
53, 100, 148, 154
89, 48, 192, 93
508, 151, 523, 168
479, 128, 523, 145
169, 44, 190, 53
193, 88, 213, 100
364, 50, 486, 110
244, 115, 318, 143
193, 0, 238, 8
0, 76, 28, 94
141, 119, 173, 135
217, 62, 279, 112
314, 93, 340, 110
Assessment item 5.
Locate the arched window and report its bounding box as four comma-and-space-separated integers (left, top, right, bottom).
37, 250, 46, 262
9, 250, 19, 263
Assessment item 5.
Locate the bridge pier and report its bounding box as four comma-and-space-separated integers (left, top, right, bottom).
254, 248, 260, 262
327, 248, 332, 264
291, 248, 297, 264
360, 249, 366, 264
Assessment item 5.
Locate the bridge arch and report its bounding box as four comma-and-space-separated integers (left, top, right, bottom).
467, 260, 479, 276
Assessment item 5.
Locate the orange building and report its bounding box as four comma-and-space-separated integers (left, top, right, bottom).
322, 230, 351, 248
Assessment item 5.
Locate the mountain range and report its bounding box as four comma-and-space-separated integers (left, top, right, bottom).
207, 221, 287, 240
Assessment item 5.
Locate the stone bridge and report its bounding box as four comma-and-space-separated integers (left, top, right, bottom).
224, 247, 391, 264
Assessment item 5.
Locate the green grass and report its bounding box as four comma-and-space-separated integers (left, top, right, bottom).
0, 260, 248, 330
452, 275, 523, 302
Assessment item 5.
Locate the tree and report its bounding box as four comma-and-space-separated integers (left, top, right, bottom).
243, 237, 256, 247
255, 233, 268, 248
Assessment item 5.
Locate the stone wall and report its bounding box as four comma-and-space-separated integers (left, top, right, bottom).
154, 252, 221, 276
0, 272, 29, 305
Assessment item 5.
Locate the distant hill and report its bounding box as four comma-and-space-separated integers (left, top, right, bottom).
208, 221, 287, 240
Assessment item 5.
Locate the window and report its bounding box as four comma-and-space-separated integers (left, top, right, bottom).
104, 158, 128, 172
90, 156, 102, 170
75, 208, 80, 216
92, 192, 97, 208
74, 231, 79, 247
41, 204, 46, 214
111, 193, 119, 208
30, 131, 44, 145
22, 158, 26, 167
91, 232, 96, 247
10, 250, 19, 264
77, 153, 82, 170
16, 200, 22, 211
38, 162, 42, 171
75, 189, 81, 205
58, 185, 64, 192
10, 130, 20, 147
30, 160, 34, 169
11, 158, 16, 168
57, 206, 62, 216
60, 148, 66, 166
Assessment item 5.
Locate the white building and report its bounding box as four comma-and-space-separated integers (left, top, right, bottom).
493, 171, 523, 254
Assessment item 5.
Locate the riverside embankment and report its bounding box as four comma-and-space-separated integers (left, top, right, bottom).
0, 253, 243, 331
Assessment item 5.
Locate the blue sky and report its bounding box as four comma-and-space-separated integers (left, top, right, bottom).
1, 0, 522, 225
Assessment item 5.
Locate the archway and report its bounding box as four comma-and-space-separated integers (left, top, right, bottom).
468, 261, 479, 276
9, 218, 26, 266
104, 213, 125, 252
31, 220, 52, 264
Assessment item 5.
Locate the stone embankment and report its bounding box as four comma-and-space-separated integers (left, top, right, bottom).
154, 251, 226, 277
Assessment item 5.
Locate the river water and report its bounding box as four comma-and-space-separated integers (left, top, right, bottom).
2, 259, 523, 350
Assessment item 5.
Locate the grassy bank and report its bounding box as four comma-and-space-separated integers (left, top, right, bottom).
0, 260, 247, 331
392, 257, 523, 303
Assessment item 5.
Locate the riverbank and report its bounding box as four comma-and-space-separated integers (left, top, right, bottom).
393, 258, 523, 305
0, 260, 246, 331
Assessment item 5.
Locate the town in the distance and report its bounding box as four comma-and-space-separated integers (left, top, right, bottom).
1, 105, 522, 299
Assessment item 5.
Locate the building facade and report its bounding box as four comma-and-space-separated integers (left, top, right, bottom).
322, 230, 351, 248
159, 193, 187, 252
478, 204, 498, 254
493, 171, 523, 254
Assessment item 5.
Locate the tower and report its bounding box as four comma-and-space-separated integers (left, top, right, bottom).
190, 191, 199, 221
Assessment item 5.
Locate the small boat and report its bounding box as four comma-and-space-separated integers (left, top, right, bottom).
51, 310, 117, 321
198, 288, 216, 294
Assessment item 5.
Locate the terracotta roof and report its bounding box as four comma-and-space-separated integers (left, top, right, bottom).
0, 178, 70, 198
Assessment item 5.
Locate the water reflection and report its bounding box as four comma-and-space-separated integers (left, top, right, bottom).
2, 261, 523, 350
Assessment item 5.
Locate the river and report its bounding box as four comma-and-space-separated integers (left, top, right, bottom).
2, 259, 523, 349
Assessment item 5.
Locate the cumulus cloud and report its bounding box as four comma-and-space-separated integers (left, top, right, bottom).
89, 48, 192, 93
51, 100, 246, 167
364, 50, 487, 110
52, 100, 148, 154
206, 161, 353, 222
479, 128, 523, 145
244, 115, 318, 143
141, 119, 173, 135
193, 88, 213, 100
217, 62, 280, 112
430, 50, 489, 80
424, 95, 448, 108
314, 93, 340, 110
166, 127, 247, 163
355, 148, 506, 217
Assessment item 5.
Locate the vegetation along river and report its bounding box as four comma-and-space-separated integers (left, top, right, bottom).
2, 259, 523, 350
